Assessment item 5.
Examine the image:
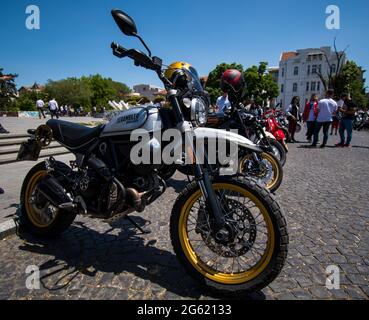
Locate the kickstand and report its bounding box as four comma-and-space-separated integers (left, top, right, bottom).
125, 216, 150, 234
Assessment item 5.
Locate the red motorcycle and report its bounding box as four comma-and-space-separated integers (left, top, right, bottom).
262, 109, 289, 152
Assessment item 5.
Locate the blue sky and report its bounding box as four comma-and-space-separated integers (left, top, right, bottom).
1, 0, 368, 90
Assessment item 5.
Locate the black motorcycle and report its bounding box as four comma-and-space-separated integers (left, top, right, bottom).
207, 105, 287, 167
17, 9, 288, 296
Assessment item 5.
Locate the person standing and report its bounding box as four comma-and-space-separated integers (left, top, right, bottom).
36, 98, 46, 119
302, 94, 319, 142
215, 92, 231, 113
336, 93, 357, 147
48, 98, 59, 119
286, 96, 301, 143
311, 89, 338, 148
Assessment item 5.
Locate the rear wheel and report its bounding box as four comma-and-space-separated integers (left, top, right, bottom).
239, 152, 283, 193
19, 162, 76, 237
170, 177, 288, 296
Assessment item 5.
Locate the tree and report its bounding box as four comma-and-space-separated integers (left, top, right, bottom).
153, 95, 166, 104
0, 68, 18, 111
316, 38, 349, 91
205, 63, 244, 104
45, 78, 92, 109
335, 61, 368, 108
243, 62, 279, 106
15, 90, 48, 111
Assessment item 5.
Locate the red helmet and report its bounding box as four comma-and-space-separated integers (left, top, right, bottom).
221, 69, 245, 97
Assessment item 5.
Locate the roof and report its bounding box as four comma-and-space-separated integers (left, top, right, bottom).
280, 51, 298, 62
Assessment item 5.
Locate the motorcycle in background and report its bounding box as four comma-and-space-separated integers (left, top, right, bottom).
262, 109, 289, 152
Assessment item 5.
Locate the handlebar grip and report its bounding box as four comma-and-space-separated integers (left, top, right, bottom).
111, 42, 127, 58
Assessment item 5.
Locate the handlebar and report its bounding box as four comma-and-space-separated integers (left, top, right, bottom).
111, 42, 162, 72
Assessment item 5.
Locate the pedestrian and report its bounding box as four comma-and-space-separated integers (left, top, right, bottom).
286, 96, 302, 143
36, 98, 46, 119
0, 122, 9, 134
330, 108, 340, 136
336, 93, 357, 147
215, 92, 231, 113
311, 89, 338, 148
48, 98, 59, 119
60, 105, 65, 117
302, 94, 319, 142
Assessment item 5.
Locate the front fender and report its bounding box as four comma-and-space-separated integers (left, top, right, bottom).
194, 127, 262, 153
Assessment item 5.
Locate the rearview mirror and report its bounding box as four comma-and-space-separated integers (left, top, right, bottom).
111, 9, 137, 36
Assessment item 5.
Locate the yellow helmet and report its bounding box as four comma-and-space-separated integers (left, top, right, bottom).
164, 61, 193, 81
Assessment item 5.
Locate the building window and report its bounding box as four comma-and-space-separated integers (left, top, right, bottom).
317, 82, 320, 91
318, 65, 322, 74
281, 84, 284, 93
307, 65, 311, 75
294, 66, 299, 76
293, 83, 298, 92
307, 56, 311, 62
319, 54, 323, 61
311, 82, 316, 91
312, 65, 317, 74
281, 68, 285, 77
306, 82, 310, 91
331, 64, 336, 73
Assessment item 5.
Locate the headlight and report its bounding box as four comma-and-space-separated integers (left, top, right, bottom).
190, 97, 208, 126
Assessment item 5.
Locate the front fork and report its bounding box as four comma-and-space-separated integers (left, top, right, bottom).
168, 90, 225, 227
182, 126, 225, 227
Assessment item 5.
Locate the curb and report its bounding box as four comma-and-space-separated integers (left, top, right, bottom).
0, 219, 17, 240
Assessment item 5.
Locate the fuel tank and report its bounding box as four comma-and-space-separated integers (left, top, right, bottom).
100, 106, 162, 137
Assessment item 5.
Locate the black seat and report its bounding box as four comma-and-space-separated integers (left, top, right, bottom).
47, 119, 103, 148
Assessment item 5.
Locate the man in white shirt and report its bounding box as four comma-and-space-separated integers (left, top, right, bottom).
36, 99, 46, 119
48, 98, 59, 119
216, 92, 231, 114
311, 89, 338, 148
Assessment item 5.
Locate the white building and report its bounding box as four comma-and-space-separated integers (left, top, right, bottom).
133, 84, 164, 101
277, 47, 346, 109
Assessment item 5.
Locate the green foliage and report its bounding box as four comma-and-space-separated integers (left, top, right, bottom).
153, 95, 166, 103
205, 63, 244, 104
244, 62, 279, 106
0, 67, 18, 111
205, 62, 278, 106
334, 61, 368, 108
45, 78, 92, 110
14, 90, 48, 111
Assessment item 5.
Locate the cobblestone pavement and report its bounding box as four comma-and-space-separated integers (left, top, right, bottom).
0, 130, 368, 300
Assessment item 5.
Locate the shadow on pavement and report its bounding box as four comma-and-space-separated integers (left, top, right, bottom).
16, 216, 265, 300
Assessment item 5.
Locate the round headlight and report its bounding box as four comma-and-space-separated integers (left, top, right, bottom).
191, 97, 208, 126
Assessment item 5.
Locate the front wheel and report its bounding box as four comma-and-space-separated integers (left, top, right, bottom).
239, 152, 283, 193
262, 138, 287, 167
170, 177, 288, 296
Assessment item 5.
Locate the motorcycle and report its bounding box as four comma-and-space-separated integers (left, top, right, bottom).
17, 9, 288, 296
207, 104, 287, 167
263, 109, 289, 152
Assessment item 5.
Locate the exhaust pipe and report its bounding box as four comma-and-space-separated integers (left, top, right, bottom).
126, 188, 145, 212
36, 175, 75, 210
